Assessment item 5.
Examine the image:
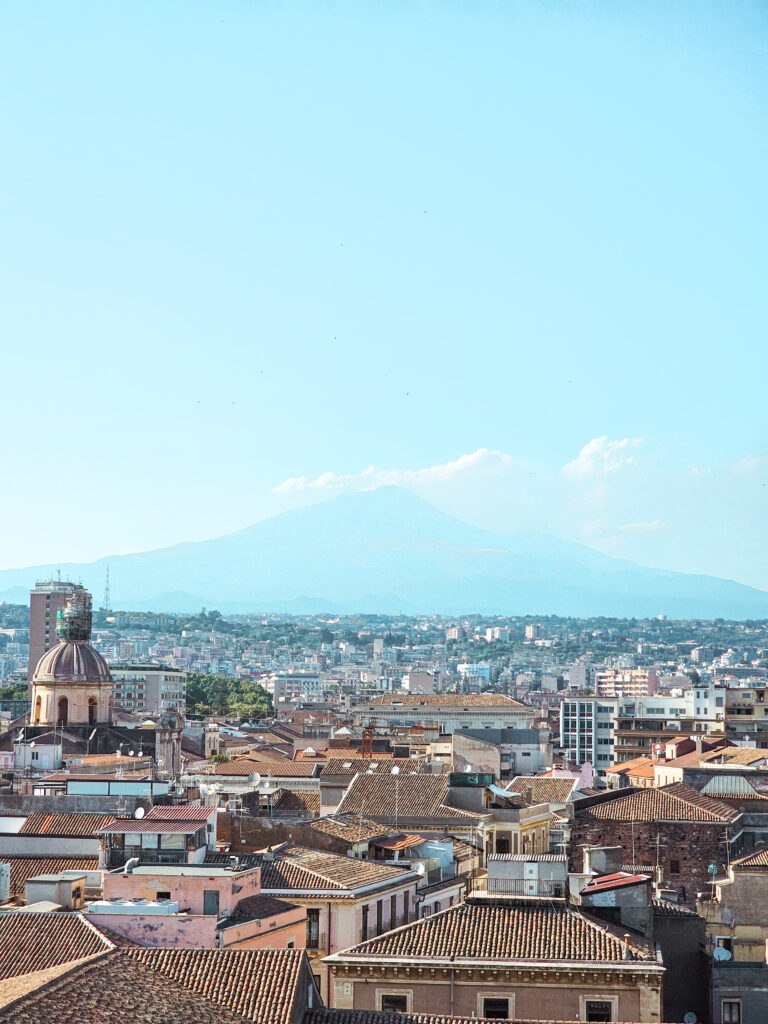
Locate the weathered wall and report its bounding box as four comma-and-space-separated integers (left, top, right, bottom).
570, 816, 736, 907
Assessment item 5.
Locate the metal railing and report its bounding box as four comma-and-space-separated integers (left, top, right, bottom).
468, 876, 566, 899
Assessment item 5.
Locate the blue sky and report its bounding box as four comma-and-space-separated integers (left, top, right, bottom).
1, 1, 767, 590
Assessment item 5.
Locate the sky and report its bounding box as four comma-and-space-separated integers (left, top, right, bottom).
1, 1, 767, 590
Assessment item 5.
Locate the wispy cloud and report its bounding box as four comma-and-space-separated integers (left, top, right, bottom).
274, 448, 512, 495
561, 436, 643, 479
617, 519, 666, 533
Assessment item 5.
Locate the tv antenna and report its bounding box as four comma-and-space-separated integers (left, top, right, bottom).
103, 566, 111, 613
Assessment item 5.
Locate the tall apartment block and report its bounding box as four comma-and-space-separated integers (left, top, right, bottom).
28, 579, 89, 680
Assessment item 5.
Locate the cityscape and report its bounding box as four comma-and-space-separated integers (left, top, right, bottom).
1, 2, 765, 1023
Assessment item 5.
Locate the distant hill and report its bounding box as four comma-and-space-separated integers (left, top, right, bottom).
1, 486, 766, 618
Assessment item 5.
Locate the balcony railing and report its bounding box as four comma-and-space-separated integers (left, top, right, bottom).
468, 876, 566, 899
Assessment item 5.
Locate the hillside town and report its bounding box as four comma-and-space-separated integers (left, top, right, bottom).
0, 582, 764, 1023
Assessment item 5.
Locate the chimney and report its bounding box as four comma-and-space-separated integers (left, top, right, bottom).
695, 736, 704, 755
583, 847, 592, 876
622, 933, 633, 960
525, 786, 533, 805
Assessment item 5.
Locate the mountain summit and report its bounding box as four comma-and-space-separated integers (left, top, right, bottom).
1, 487, 766, 617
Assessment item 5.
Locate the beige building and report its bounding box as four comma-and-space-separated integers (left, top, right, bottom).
325, 894, 664, 1021
110, 665, 186, 714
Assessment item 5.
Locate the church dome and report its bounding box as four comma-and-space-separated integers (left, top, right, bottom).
32, 640, 112, 684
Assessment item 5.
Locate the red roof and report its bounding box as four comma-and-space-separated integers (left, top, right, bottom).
581, 871, 652, 895
145, 805, 216, 821
371, 834, 423, 851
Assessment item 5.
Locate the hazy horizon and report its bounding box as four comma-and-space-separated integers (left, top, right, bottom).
2, 2, 766, 590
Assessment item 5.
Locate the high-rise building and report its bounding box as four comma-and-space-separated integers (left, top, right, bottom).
110, 665, 186, 714
28, 579, 88, 680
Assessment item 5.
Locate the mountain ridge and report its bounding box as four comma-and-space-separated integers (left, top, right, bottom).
0, 487, 766, 618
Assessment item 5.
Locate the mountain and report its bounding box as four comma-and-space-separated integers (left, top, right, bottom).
1, 486, 767, 618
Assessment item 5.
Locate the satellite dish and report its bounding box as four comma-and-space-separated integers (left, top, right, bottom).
134, 807, 146, 819
391, 766, 400, 775
713, 946, 732, 961
683, 1013, 698, 1023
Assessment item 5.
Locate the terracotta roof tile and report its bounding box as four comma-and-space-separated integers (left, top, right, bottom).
578, 784, 740, 823
0, 949, 252, 1023
328, 900, 657, 963
193, 759, 318, 777
505, 777, 577, 805
126, 947, 307, 1023
17, 813, 115, 837
309, 815, 392, 843
272, 788, 321, 814
368, 694, 526, 708
321, 758, 422, 776
337, 774, 481, 822
0, 912, 112, 980
731, 844, 768, 869
1, 857, 99, 896
253, 844, 411, 893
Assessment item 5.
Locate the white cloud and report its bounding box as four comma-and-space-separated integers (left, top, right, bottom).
561, 436, 643, 479
274, 448, 512, 495
617, 519, 666, 533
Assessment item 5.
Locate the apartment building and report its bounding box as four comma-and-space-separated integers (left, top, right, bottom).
110, 664, 186, 713
594, 668, 658, 698
28, 579, 88, 680
560, 697, 618, 772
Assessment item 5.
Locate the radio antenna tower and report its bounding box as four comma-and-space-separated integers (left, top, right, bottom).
103, 566, 111, 613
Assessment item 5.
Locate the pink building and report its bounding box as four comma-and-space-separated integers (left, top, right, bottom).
89, 861, 306, 949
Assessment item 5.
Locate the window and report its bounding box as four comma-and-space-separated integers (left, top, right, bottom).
670, 860, 680, 875
403, 892, 410, 923
585, 1001, 613, 1022
715, 936, 733, 954
306, 908, 320, 948
286, 938, 295, 949
361, 904, 369, 942
377, 899, 383, 936
722, 1001, 741, 1024
390, 894, 397, 928
482, 998, 509, 1019
380, 995, 408, 1013
156, 891, 171, 901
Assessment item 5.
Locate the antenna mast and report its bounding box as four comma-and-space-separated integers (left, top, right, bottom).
103, 566, 111, 613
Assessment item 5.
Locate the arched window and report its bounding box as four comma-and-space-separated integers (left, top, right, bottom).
88, 697, 97, 725
33, 695, 41, 725
57, 696, 68, 727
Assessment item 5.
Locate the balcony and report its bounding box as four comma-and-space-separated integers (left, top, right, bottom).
467, 875, 566, 900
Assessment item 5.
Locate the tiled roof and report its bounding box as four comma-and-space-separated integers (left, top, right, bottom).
308, 815, 391, 843
328, 900, 657, 963
193, 759, 318, 777
255, 845, 411, 893
0, 949, 254, 1024
0, 912, 112, 980
731, 844, 768, 870
652, 898, 700, 917
337, 773, 480, 821
606, 756, 658, 775
126, 947, 307, 1023
144, 805, 216, 821
272, 788, 321, 814
578, 784, 740, 823
230, 894, 300, 922
2, 857, 99, 896
321, 758, 421, 776
505, 777, 576, 805
17, 813, 115, 837
97, 818, 207, 834
368, 694, 526, 708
